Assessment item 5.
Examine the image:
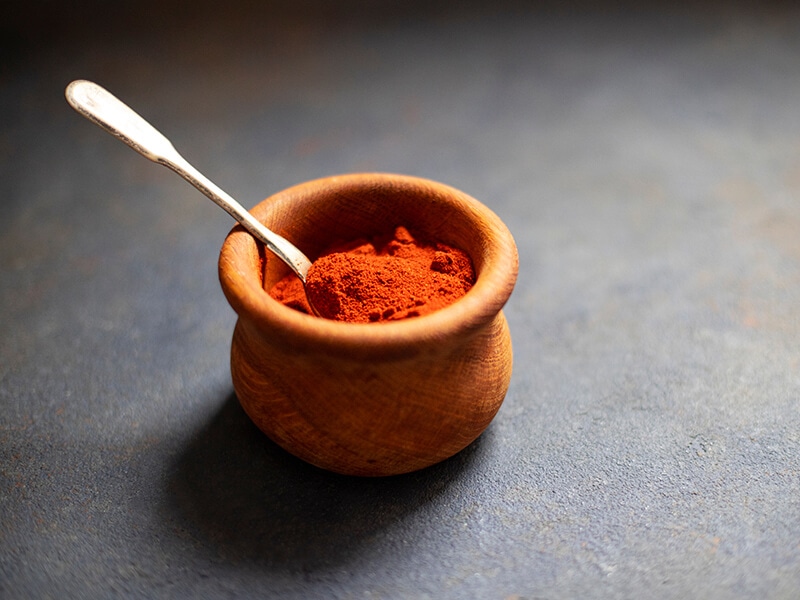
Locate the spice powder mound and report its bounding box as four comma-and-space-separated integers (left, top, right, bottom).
269, 226, 476, 323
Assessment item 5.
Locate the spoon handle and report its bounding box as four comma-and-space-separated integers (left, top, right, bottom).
65, 80, 312, 281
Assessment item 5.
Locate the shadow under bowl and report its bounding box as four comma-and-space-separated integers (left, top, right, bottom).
218, 173, 518, 476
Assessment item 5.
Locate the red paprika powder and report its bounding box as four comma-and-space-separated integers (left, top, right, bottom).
269, 226, 475, 323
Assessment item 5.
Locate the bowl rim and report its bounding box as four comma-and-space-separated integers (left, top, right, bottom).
219, 172, 519, 357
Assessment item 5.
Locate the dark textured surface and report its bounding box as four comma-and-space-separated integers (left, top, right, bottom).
2, 1, 800, 598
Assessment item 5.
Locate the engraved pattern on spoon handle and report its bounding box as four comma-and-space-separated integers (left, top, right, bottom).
65, 80, 312, 281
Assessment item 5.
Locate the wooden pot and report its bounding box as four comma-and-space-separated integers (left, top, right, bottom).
218, 173, 518, 476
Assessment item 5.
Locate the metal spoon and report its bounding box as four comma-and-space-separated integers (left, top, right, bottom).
65, 79, 313, 285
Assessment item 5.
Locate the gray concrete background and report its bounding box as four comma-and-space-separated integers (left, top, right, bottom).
2, 1, 799, 598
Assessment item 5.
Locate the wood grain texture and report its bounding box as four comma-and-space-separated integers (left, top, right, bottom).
218, 173, 518, 476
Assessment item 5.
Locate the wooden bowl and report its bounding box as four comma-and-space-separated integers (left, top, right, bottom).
218, 173, 518, 476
